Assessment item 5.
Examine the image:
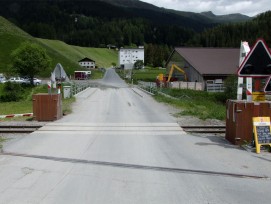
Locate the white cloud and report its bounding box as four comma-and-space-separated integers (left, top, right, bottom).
140, 0, 271, 16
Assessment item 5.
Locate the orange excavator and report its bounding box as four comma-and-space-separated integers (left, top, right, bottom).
156, 64, 187, 86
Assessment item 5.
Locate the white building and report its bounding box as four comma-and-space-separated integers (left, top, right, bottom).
119, 47, 144, 69
78, 57, 95, 69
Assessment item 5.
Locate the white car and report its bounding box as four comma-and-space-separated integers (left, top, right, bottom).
8, 77, 24, 83
22, 78, 42, 85
0, 76, 6, 83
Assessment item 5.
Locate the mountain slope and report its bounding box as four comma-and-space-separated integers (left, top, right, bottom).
0, 0, 252, 48
200, 11, 250, 23
101, 0, 251, 23
37, 38, 118, 69
0, 16, 117, 76
0, 16, 81, 76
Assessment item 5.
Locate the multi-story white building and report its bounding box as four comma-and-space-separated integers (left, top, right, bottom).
119, 47, 144, 69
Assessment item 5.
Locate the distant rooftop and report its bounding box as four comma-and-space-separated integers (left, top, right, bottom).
78, 57, 95, 62
174, 47, 240, 75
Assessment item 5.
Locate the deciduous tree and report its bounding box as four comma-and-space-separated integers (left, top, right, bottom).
11, 42, 51, 85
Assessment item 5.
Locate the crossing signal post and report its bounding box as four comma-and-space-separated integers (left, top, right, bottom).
237, 39, 271, 101
226, 39, 271, 150
237, 41, 251, 101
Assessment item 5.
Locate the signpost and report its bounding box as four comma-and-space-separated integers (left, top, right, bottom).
252, 117, 271, 154
238, 39, 271, 102
264, 76, 271, 93
226, 39, 271, 148
47, 81, 51, 94
238, 39, 271, 77
237, 41, 251, 100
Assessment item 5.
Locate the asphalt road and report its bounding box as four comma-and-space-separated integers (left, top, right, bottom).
1, 68, 271, 203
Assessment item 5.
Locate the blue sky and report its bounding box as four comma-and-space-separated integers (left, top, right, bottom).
140, 0, 270, 16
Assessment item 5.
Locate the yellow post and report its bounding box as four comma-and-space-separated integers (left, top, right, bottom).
158, 74, 164, 81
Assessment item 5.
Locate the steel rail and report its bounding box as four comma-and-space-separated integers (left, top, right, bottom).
0, 125, 42, 133
181, 125, 226, 134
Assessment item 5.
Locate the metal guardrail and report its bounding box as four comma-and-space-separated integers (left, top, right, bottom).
67, 81, 99, 96
137, 81, 158, 94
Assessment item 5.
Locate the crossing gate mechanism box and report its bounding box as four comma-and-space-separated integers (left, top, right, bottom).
226, 100, 271, 145
33, 93, 62, 121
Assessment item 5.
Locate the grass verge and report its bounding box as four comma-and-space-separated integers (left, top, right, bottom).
0, 84, 76, 121
116, 67, 166, 83
154, 88, 226, 120
0, 136, 7, 150
62, 97, 76, 115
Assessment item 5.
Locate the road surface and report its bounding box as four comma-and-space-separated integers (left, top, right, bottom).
1, 68, 271, 203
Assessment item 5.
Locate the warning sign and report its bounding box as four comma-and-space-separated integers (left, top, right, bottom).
238, 39, 271, 77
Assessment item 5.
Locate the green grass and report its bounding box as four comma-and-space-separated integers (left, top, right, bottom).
72, 46, 118, 68
0, 136, 7, 149
0, 100, 33, 116
0, 17, 117, 78
133, 67, 166, 82
37, 39, 118, 69
154, 88, 226, 120
62, 97, 76, 115
0, 84, 75, 121
0, 96, 76, 122
116, 67, 166, 83
91, 69, 105, 79
0, 84, 47, 115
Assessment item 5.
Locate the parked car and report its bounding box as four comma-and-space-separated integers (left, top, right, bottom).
22, 77, 42, 85
0, 76, 6, 83
8, 77, 24, 83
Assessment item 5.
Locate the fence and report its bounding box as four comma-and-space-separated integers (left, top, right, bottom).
62, 81, 99, 97
137, 81, 157, 94
170, 81, 204, 91
206, 83, 225, 92
138, 80, 224, 93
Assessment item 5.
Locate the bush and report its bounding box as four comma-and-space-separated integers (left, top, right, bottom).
224, 75, 238, 99
0, 82, 24, 102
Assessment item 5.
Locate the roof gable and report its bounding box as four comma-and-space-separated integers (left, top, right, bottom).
174, 48, 240, 75
78, 57, 95, 62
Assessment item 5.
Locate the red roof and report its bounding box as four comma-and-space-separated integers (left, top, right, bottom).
174, 48, 240, 75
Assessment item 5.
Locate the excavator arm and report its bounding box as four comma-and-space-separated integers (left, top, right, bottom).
167, 64, 187, 82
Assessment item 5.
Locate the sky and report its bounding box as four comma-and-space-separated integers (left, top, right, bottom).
140, 0, 271, 17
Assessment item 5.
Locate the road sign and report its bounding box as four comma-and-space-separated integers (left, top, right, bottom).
238, 39, 271, 77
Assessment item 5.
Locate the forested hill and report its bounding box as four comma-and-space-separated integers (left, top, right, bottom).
0, 0, 251, 48
190, 11, 271, 47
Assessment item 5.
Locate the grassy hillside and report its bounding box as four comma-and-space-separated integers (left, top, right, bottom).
72, 46, 118, 68
0, 16, 32, 72
37, 38, 118, 69
0, 16, 118, 78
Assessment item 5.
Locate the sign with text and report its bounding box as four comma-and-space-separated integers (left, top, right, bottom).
252, 117, 271, 154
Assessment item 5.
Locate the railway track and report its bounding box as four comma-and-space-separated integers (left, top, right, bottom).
1, 125, 226, 134
0, 125, 42, 133
181, 125, 226, 134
